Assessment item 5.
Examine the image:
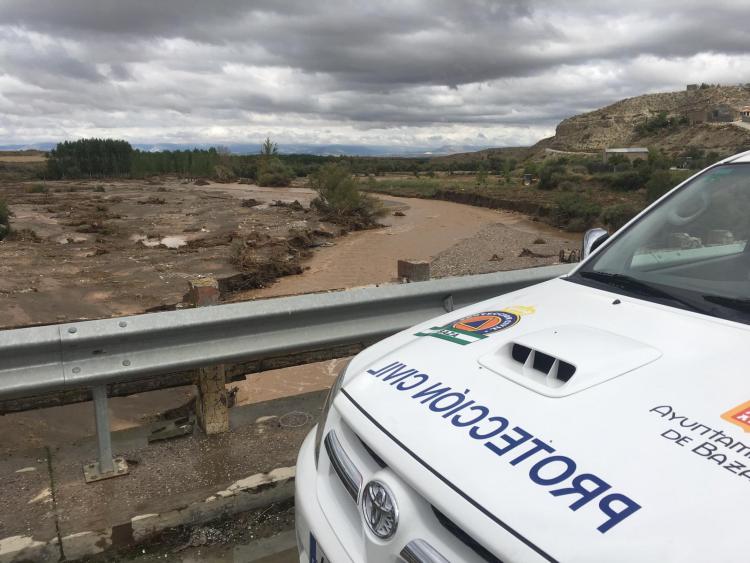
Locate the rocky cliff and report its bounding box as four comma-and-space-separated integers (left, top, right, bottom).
535, 85, 750, 154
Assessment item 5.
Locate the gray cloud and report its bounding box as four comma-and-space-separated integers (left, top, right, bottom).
1, 1, 750, 147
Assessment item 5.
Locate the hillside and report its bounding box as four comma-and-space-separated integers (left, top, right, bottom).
429, 146, 531, 166
534, 85, 750, 155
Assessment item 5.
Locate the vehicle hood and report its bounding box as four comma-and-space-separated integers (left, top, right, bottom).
341, 277, 750, 562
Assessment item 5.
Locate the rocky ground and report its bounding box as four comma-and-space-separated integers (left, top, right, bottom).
430, 221, 579, 278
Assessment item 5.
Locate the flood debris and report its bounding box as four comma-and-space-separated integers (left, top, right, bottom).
518, 247, 555, 258
0, 178, 346, 329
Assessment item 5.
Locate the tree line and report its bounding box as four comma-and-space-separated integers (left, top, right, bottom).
47, 139, 134, 178
44, 138, 526, 182
46, 139, 223, 179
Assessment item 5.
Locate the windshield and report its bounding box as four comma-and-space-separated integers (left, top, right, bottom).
572, 163, 750, 325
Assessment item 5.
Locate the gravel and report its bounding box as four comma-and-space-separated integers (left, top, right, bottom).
430, 222, 579, 278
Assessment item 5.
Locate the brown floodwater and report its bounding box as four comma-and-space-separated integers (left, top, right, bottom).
239, 194, 572, 300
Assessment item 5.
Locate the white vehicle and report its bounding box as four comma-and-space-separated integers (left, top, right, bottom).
295, 153, 750, 562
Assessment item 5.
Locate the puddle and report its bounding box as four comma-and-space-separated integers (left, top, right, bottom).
130, 234, 187, 249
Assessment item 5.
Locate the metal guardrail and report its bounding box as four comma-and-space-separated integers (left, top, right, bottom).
0, 264, 572, 480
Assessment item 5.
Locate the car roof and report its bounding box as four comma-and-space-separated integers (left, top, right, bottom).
723, 150, 750, 164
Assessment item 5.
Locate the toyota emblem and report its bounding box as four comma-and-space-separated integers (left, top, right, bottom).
361, 480, 399, 539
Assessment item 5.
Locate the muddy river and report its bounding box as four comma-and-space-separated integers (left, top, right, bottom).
238, 192, 573, 299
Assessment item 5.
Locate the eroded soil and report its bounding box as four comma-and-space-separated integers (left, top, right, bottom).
0, 178, 334, 328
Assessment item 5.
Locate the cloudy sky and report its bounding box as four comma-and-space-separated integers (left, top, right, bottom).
1, 0, 750, 149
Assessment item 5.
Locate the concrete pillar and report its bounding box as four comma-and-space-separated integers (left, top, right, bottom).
397, 259, 430, 282
187, 276, 229, 435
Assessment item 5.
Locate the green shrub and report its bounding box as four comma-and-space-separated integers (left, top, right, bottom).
0, 199, 9, 240
309, 163, 386, 228
635, 111, 680, 136
647, 148, 670, 170
555, 193, 602, 231
605, 171, 644, 192
26, 183, 48, 194
476, 165, 488, 187
602, 203, 640, 231
585, 159, 611, 174
645, 170, 675, 202
612, 162, 632, 173
558, 180, 577, 191
257, 157, 293, 187
213, 164, 237, 182
362, 177, 442, 197
538, 165, 564, 190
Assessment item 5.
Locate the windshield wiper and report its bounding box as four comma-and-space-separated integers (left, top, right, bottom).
577, 271, 710, 314
702, 294, 750, 314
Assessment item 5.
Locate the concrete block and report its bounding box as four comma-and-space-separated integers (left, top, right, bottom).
185, 277, 220, 307
397, 259, 430, 282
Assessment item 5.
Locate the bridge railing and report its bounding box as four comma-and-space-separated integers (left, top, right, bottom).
0, 264, 571, 481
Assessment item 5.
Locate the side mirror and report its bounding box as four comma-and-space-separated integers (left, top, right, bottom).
582, 228, 609, 259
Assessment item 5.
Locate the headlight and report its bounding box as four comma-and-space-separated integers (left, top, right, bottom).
314, 362, 349, 467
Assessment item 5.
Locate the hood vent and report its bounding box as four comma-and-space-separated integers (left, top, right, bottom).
511, 344, 577, 386
478, 325, 662, 397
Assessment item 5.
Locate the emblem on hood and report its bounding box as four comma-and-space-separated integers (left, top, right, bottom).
721, 400, 750, 432
415, 306, 535, 346
361, 480, 399, 539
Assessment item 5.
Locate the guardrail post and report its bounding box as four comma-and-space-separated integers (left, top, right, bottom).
187, 276, 230, 435
397, 259, 430, 282
83, 385, 129, 483
196, 364, 229, 434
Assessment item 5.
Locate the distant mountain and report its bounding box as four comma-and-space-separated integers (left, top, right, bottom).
0, 141, 494, 157
0, 142, 57, 152
130, 142, 497, 157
